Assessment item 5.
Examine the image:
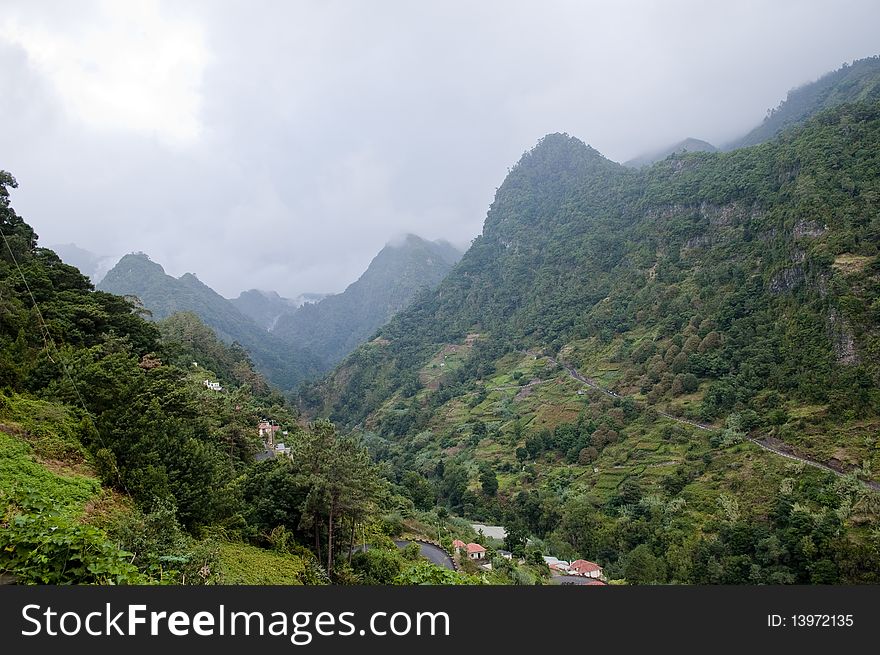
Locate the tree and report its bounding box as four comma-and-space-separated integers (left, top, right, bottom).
480, 465, 499, 497
624, 544, 667, 584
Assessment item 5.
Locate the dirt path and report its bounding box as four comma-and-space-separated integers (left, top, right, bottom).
523, 350, 879, 491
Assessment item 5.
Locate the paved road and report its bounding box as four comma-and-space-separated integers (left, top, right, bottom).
523, 350, 880, 491
550, 575, 605, 586
393, 541, 456, 571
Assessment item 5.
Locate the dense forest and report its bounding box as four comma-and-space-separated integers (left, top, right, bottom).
302, 92, 880, 582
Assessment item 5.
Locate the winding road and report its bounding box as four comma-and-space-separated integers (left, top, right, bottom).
394, 540, 456, 571
352, 541, 456, 571
522, 350, 880, 491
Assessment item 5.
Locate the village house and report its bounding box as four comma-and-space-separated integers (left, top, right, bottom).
452, 539, 467, 554
258, 421, 281, 447
203, 379, 222, 391
569, 559, 604, 579
466, 543, 486, 560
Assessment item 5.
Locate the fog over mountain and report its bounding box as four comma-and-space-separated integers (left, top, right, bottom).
2, 1, 879, 298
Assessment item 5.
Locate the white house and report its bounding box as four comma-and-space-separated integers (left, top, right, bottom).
466, 543, 486, 560
203, 380, 222, 391
568, 559, 604, 579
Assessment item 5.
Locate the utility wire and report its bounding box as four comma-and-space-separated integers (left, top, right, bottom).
0, 224, 131, 497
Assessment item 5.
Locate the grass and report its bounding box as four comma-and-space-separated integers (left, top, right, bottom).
0, 430, 100, 515
832, 253, 875, 275
0, 391, 88, 462
217, 541, 307, 584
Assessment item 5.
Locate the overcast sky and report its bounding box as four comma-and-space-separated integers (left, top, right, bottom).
1, 1, 878, 297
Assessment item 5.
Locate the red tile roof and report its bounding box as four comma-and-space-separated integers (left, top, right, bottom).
466, 543, 486, 553
452, 540, 466, 549
584, 579, 607, 585
570, 559, 602, 574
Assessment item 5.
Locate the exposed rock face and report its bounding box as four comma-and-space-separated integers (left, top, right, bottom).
769, 266, 805, 293
793, 219, 828, 239
828, 309, 860, 365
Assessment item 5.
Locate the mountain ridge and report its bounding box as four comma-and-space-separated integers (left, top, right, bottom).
273, 233, 462, 368
98, 252, 324, 390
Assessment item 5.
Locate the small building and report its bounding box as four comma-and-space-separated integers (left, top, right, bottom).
452, 539, 467, 554
569, 559, 604, 579
498, 549, 513, 560
258, 421, 281, 447
204, 379, 222, 391
542, 556, 570, 572
274, 442, 291, 458
466, 543, 486, 560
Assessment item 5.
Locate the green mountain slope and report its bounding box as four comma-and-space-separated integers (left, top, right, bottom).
98, 253, 323, 390
303, 102, 880, 583
624, 137, 717, 168
273, 234, 462, 368
229, 289, 323, 331
726, 55, 880, 150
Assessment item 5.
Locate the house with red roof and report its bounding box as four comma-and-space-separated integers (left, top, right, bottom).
569, 559, 603, 579
452, 539, 467, 554
465, 543, 486, 560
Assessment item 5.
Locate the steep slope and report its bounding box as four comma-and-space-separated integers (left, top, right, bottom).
229, 289, 325, 331
98, 253, 323, 390
624, 137, 717, 168
302, 106, 880, 583
726, 55, 880, 150
274, 234, 462, 368
229, 289, 294, 331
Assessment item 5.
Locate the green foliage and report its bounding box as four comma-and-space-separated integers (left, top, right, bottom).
351, 548, 404, 584
393, 559, 474, 585
0, 503, 145, 585
216, 541, 315, 585
0, 431, 99, 515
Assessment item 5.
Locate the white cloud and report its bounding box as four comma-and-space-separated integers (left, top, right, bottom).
0, 0, 208, 147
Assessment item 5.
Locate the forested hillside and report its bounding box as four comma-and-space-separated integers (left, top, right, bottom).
1, 181, 481, 585
726, 55, 880, 149
302, 99, 880, 583
273, 234, 461, 368
98, 253, 324, 390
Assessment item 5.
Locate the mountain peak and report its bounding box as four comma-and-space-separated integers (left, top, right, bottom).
624, 137, 717, 168
113, 252, 167, 276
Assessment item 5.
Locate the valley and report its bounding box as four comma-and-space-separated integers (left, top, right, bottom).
2, 56, 880, 586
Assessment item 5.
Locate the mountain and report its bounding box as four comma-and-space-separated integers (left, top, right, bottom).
273, 234, 462, 368
726, 55, 880, 150
624, 137, 717, 168
98, 253, 323, 390
230, 289, 293, 331
302, 100, 880, 583
48, 242, 117, 284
